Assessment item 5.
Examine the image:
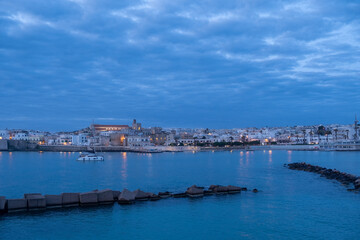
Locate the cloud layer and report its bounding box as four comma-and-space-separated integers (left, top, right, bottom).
0, 0, 359, 130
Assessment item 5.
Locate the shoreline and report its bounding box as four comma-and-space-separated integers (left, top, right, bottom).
0, 144, 321, 153
4, 141, 360, 153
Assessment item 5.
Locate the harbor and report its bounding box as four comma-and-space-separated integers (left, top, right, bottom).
1, 150, 359, 239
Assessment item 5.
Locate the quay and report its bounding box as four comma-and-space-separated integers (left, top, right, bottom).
0, 185, 259, 215
285, 162, 360, 191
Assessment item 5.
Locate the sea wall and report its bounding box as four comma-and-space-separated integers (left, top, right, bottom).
251, 145, 319, 151
0, 184, 259, 215
0, 139, 8, 151
7, 140, 38, 151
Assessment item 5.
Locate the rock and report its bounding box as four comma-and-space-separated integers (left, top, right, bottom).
25, 194, 46, 209
0, 196, 6, 214
227, 185, 242, 193
45, 194, 63, 208
186, 185, 204, 197
158, 191, 172, 198
112, 190, 121, 200
148, 193, 161, 201
97, 189, 114, 204
7, 198, 27, 212
80, 191, 98, 205
173, 193, 187, 198
118, 189, 135, 204
62, 193, 80, 206
354, 178, 360, 189
209, 185, 218, 190
252, 189, 258, 193
213, 185, 229, 194
204, 190, 214, 195
133, 189, 150, 201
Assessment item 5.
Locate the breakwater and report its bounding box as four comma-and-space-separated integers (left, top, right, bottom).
0, 185, 259, 215
285, 162, 360, 191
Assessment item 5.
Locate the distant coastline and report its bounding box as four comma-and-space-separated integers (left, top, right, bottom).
0, 139, 321, 153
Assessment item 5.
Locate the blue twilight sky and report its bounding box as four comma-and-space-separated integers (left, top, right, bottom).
0, 0, 360, 131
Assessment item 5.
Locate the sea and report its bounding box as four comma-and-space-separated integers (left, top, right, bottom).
0, 150, 359, 240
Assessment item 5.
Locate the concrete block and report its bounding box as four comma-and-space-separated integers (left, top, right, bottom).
0, 196, 6, 213
112, 191, 120, 200
80, 191, 98, 205
227, 185, 242, 193
45, 194, 63, 208
26, 195, 46, 209
7, 198, 27, 212
24, 193, 42, 199
62, 193, 80, 206
97, 189, 114, 203
134, 189, 150, 200
118, 189, 135, 204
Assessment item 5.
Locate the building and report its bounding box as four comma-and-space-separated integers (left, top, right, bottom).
0, 130, 10, 140
110, 133, 126, 146
132, 119, 142, 131
13, 132, 29, 140
177, 139, 195, 145
57, 134, 72, 145
91, 124, 130, 132
150, 133, 167, 145
72, 134, 89, 146
127, 136, 151, 147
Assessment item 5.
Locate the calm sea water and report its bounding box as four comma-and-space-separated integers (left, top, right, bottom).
0, 150, 359, 239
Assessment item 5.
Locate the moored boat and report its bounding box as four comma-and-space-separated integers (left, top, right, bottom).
77, 153, 104, 161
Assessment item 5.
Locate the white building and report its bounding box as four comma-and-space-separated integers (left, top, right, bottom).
72, 134, 89, 146
0, 130, 10, 140
56, 134, 72, 145
127, 136, 151, 147
13, 132, 29, 140
177, 139, 195, 145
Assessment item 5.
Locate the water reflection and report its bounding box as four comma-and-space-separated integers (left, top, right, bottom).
268, 150, 272, 163
121, 152, 128, 183
287, 151, 292, 162
147, 153, 153, 178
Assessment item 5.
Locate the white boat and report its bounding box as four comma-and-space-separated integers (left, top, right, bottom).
77, 153, 104, 161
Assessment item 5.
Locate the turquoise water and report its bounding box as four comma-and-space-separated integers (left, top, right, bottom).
0, 150, 359, 239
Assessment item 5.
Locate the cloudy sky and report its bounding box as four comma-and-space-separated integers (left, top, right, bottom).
0, 0, 359, 131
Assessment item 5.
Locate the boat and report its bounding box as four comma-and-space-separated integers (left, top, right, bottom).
77, 153, 104, 161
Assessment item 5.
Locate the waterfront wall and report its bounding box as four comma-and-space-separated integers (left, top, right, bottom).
0, 139, 8, 151
7, 140, 38, 151
250, 144, 319, 151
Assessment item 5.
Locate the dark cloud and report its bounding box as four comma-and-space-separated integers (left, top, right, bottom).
0, 0, 359, 130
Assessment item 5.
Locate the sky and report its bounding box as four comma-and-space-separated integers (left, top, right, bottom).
0, 0, 360, 131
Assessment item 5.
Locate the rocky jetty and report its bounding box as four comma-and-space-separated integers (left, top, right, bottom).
186, 185, 204, 197
285, 162, 360, 191
118, 189, 136, 204
0, 184, 258, 215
